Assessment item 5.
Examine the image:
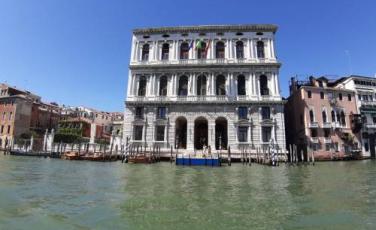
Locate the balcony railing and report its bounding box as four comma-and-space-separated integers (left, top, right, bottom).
324, 137, 332, 143
309, 121, 319, 128
365, 123, 376, 129
322, 122, 332, 128
311, 137, 319, 143
361, 101, 376, 106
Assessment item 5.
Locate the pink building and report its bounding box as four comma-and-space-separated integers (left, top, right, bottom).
285, 76, 362, 160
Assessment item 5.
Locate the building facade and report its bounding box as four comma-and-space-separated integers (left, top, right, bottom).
123, 24, 286, 154
285, 77, 362, 160
335, 75, 376, 158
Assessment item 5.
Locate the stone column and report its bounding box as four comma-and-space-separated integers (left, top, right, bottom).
246, 39, 251, 59
250, 40, 255, 59
187, 119, 194, 150
225, 40, 230, 59
192, 73, 197, 96
173, 74, 178, 96
208, 121, 215, 150
188, 73, 193, 96
211, 73, 215, 95
270, 39, 275, 58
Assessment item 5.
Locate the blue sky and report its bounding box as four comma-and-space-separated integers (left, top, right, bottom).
0, 0, 375, 112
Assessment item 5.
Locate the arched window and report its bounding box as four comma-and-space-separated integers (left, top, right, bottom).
197, 41, 207, 59
138, 76, 147, 96
159, 76, 168, 96
309, 110, 314, 123
336, 112, 341, 123
180, 42, 189, 59
237, 75, 246, 95
216, 41, 225, 59
322, 110, 327, 123
341, 111, 346, 126
331, 110, 336, 122
178, 76, 188, 96
257, 41, 265, 58
197, 75, 207, 96
236, 41, 244, 59
259, 75, 269, 96
161, 43, 169, 60
216, 75, 226, 95
141, 44, 149, 61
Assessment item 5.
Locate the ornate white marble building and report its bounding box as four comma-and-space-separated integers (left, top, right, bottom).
123, 24, 286, 154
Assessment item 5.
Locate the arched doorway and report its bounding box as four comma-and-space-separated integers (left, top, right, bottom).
194, 117, 208, 149
215, 117, 228, 150
175, 117, 187, 149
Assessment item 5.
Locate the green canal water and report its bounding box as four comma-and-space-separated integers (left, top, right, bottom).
0, 155, 376, 230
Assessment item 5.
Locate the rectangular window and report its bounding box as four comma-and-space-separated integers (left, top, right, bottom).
363, 95, 368, 101
358, 95, 362, 100
9, 112, 12, 121
261, 107, 270, 120
238, 107, 248, 120
1, 125, 3, 134
325, 144, 331, 151
320, 92, 324, 99
373, 117, 376, 124
311, 129, 318, 137
348, 94, 351, 101
370, 95, 374, 101
157, 107, 166, 119
324, 129, 330, 138
338, 93, 342, 101
135, 107, 144, 119
238, 127, 248, 142
133, 126, 143, 140
156, 126, 165, 141
307, 91, 312, 98
7, 125, 10, 134
262, 127, 272, 142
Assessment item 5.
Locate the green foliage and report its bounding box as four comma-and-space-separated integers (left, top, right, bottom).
57, 127, 82, 136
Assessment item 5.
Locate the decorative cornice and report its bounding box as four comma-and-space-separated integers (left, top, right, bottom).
125, 100, 286, 106
133, 24, 278, 35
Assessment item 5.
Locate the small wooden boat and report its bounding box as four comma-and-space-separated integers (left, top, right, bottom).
62, 151, 81, 160
128, 154, 156, 164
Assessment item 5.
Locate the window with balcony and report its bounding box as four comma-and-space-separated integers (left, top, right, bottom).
260, 75, 269, 96
261, 107, 270, 120
141, 44, 149, 61
178, 75, 188, 96
155, 126, 165, 141
238, 127, 248, 142
133, 125, 143, 140
216, 75, 226, 96
236, 41, 244, 59
197, 75, 207, 96
215, 41, 225, 59
161, 43, 169, 60
307, 91, 312, 98
311, 129, 318, 137
237, 75, 246, 96
309, 110, 315, 123
138, 76, 147, 96
262, 127, 272, 142
159, 76, 168, 96
322, 110, 327, 123
157, 107, 166, 119
348, 94, 352, 101
340, 111, 346, 126
238, 107, 248, 120
180, 42, 189, 59
134, 107, 144, 120
197, 41, 207, 59
257, 41, 265, 58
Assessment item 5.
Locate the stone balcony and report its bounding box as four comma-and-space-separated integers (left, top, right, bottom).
311, 137, 319, 143
323, 137, 332, 143
127, 95, 283, 104
130, 57, 278, 67
322, 122, 332, 129
308, 121, 319, 128
365, 123, 376, 129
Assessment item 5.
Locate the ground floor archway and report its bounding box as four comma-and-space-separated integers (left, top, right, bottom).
175, 117, 187, 149
194, 117, 208, 150
215, 117, 228, 150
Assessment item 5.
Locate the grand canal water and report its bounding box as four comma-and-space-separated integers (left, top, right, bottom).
0, 155, 376, 230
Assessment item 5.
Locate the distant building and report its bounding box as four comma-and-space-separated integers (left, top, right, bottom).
334, 75, 376, 158
285, 76, 362, 160
0, 83, 61, 149
123, 24, 286, 154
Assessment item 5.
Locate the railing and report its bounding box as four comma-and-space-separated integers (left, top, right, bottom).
361, 101, 376, 106
311, 137, 319, 143
322, 122, 332, 128
365, 123, 376, 129
309, 121, 319, 128
324, 138, 332, 143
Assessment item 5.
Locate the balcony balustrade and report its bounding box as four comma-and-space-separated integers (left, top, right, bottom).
322, 122, 332, 128
311, 137, 319, 143
324, 137, 332, 143
309, 121, 319, 128
365, 123, 376, 129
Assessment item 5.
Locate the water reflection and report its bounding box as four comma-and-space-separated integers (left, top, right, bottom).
0, 155, 376, 229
